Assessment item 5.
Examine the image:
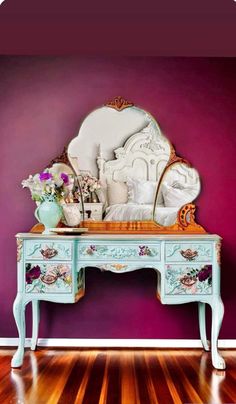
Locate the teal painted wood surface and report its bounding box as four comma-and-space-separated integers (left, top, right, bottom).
12, 234, 225, 370
25, 240, 72, 260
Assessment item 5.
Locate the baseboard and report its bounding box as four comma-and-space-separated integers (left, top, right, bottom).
0, 338, 235, 348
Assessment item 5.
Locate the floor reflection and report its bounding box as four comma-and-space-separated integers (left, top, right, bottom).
11, 351, 38, 404
4, 349, 232, 404
211, 369, 226, 404
199, 351, 226, 404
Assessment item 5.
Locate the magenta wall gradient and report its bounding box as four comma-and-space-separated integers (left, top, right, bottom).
0, 56, 235, 339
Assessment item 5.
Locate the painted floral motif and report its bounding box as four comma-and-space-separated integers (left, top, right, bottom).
25, 263, 72, 293
165, 264, 212, 295
166, 244, 212, 261
26, 242, 71, 260
26, 265, 41, 284
197, 265, 212, 282
138, 246, 152, 256
79, 244, 159, 260
85, 245, 97, 255
180, 249, 198, 261
40, 247, 58, 259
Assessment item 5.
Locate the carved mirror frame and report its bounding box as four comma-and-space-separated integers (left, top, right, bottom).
31, 96, 206, 234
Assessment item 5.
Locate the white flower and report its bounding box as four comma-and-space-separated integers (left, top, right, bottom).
54, 175, 64, 187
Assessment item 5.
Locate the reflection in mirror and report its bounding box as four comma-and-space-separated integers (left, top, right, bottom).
68, 102, 172, 222
153, 162, 201, 226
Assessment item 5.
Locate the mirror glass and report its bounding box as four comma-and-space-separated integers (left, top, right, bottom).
153, 163, 201, 226
46, 98, 201, 228
67, 102, 173, 222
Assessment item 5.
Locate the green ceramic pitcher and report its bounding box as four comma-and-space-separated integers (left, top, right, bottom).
35, 195, 62, 234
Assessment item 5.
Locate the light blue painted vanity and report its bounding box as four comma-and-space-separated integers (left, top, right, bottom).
12, 97, 225, 370
12, 232, 225, 369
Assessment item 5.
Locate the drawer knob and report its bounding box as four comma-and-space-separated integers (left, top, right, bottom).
180, 249, 198, 261
40, 247, 58, 259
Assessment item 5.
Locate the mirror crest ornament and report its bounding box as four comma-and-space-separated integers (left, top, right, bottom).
31, 97, 206, 234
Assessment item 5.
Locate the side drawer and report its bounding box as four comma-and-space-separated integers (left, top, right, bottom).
78, 243, 161, 261
165, 242, 213, 262
25, 240, 73, 261
165, 263, 212, 295
25, 262, 72, 294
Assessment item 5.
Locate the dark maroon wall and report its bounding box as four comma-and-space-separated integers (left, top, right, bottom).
0, 56, 235, 339
1, 1, 236, 55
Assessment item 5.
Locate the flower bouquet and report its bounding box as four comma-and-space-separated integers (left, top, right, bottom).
22, 169, 72, 233
22, 169, 71, 203
76, 172, 101, 202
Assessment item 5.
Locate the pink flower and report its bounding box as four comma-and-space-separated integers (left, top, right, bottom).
26, 265, 41, 284
39, 172, 52, 181
61, 173, 69, 184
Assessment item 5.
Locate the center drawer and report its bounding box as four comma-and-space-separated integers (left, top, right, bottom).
165, 242, 213, 262
78, 243, 161, 261
25, 240, 73, 261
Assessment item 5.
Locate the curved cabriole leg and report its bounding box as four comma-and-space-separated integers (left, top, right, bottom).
11, 294, 28, 368
210, 296, 226, 370
31, 300, 40, 351
198, 302, 210, 351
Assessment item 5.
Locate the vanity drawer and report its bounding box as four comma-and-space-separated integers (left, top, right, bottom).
24, 240, 73, 261
165, 263, 212, 295
165, 243, 213, 262
78, 243, 161, 261
25, 262, 72, 294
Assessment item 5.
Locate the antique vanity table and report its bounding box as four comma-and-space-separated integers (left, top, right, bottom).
12, 97, 225, 370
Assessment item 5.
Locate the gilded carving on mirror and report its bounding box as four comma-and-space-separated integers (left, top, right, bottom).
31, 96, 206, 235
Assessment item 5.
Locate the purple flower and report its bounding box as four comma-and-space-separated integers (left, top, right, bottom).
61, 173, 69, 184
138, 246, 150, 256
197, 265, 212, 282
39, 172, 52, 181
26, 265, 41, 284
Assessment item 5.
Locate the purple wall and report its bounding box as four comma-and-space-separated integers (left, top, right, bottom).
0, 56, 236, 339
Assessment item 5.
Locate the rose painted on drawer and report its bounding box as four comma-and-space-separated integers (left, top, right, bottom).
25, 263, 72, 293
25, 241, 72, 261
165, 264, 212, 295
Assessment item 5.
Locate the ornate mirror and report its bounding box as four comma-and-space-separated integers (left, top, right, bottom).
33, 96, 205, 234
153, 162, 201, 227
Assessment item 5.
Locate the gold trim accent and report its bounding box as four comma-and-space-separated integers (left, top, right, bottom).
216, 240, 221, 265
17, 239, 23, 262
178, 203, 197, 228
111, 264, 128, 271
30, 207, 206, 234
152, 152, 191, 220
105, 96, 134, 111
75, 288, 85, 302
156, 292, 161, 302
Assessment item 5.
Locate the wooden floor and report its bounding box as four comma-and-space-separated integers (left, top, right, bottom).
0, 348, 235, 404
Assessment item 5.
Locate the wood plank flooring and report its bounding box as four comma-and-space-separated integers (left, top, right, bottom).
0, 348, 235, 404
